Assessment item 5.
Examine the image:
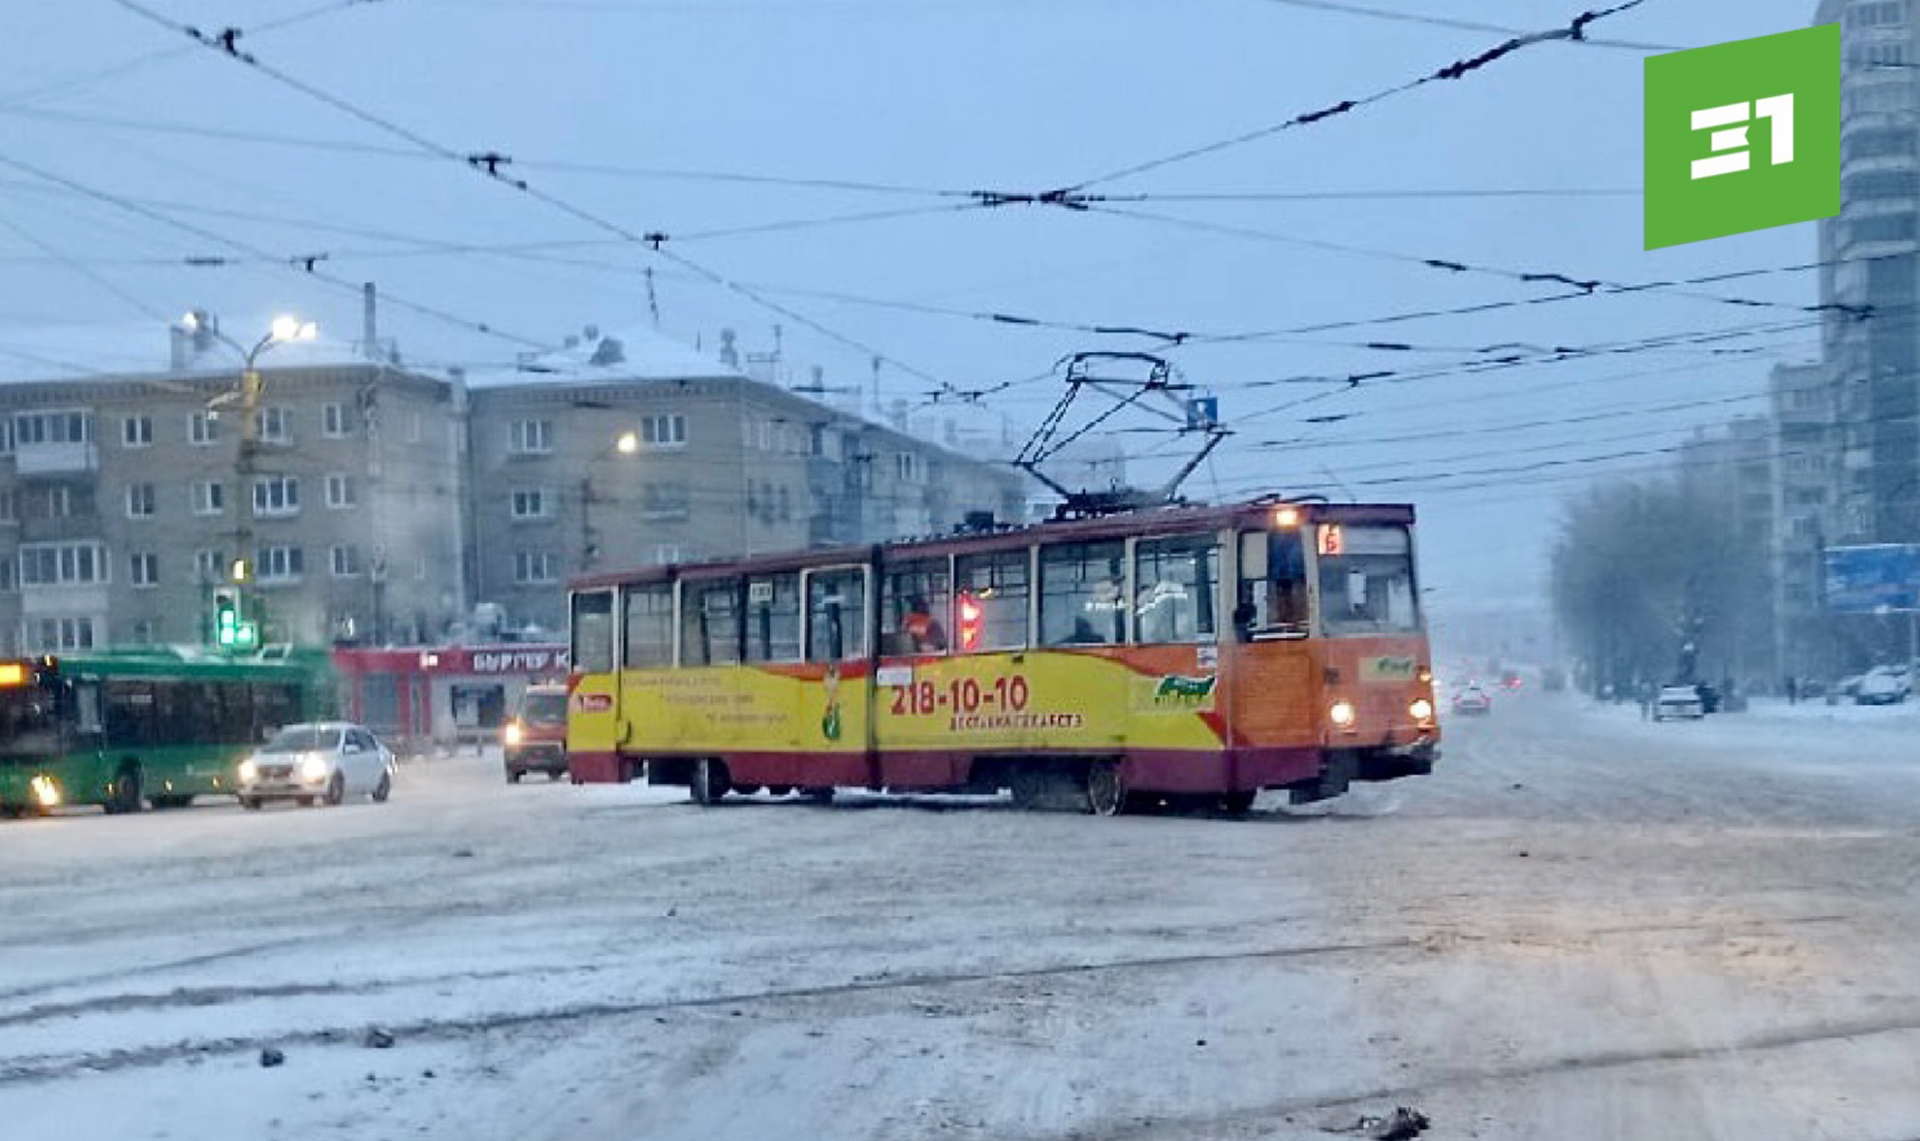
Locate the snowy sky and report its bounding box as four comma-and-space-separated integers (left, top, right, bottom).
0, 0, 1822, 613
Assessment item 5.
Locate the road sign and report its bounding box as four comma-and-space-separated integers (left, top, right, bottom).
1823, 544, 1920, 614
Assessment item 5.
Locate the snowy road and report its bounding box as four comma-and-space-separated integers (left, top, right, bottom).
3, 694, 1917, 1141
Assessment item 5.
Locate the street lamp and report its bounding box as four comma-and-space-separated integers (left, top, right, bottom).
184, 312, 317, 646
580, 430, 639, 571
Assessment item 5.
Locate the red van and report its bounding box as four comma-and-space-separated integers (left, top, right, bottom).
503, 682, 569, 782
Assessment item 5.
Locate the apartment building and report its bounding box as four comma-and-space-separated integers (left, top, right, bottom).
462, 326, 1031, 632
0, 331, 462, 653
1817, 0, 1920, 545
0, 315, 1029, 650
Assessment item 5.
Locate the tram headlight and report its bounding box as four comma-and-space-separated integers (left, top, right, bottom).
238, 760, 258, 783
503, 721, 525, 747
30, 775, 59, 807
1329, 700, 1357, 728
1409, 698, 1434, 722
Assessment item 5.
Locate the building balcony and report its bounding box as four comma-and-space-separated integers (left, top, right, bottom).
13, 442, 97, 476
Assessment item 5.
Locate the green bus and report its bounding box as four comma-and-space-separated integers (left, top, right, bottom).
0, 647, 337, 817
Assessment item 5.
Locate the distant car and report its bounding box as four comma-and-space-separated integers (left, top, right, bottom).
1500, 671, 1523, 691
236, 722, 395, 809
1654, 685, 1705, 721
504, 682, 570, 783
1827, 674, 1866, 705
1855, 666, 1911, 706
1451, 685, 1492, 716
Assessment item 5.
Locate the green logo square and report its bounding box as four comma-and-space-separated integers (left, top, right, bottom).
1645, 24, 1840, 250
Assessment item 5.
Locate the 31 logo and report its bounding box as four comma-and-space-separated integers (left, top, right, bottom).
1645, 25, 1839, 249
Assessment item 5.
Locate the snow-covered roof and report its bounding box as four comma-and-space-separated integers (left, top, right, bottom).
460, 323, 740, 390
0, 320, 389, 386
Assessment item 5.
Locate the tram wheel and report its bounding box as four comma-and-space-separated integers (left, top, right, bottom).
1220, 790, 1257, 816
766, 785, 794, 797
1008, 767, 1046, 810
1085, 761, 1128, 817
691, 759, 731, 806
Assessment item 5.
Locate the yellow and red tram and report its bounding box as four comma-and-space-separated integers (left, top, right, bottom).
565, 498, 1438, 814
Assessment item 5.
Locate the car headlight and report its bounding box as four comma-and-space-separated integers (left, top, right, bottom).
238, 760, 258, 782
503, 722, 524, 747
1409, 698, 1434, 721
1329, 700, 1356, 728
30, 775, 59, 807
300, 755, 330, 780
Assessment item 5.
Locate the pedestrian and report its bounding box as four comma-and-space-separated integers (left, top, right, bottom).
1786, 675, 1799, 705
1639, 680, 1654, 720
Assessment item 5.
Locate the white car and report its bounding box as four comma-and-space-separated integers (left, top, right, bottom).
1654, 685, 1706, 721
237, 722, 395, 809
1856, 666, 1911, 706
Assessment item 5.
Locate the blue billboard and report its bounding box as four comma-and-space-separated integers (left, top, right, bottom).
1823, 544, 1920, 614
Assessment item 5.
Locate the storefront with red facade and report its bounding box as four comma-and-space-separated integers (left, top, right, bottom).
332, 644, 569, 754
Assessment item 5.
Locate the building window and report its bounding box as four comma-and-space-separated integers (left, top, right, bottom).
195, 549, 226, 582
0, 561, 15, 591
406, 412, 422, 443
253, 476, 300, 517
256, 545, 304, 582
193, 481, 225, 516
32, 485, 74, 520
652, 545, 685, 566
255, 407, 293, 444
514, 551, 557, 583
130, 552, 159, 587
509, 419, 553, 454
20, 542, 106, 586
126, 483, 157, 518
0, 489, 15, 523
331, 545, 362, 577
13, 410, 91, 445
325, 474, 356, 509
643, 482, 690, 520
131, 619, 156, 645
895, 453, 925, 484
323, 403, 353, 438
511, 488, 552, 519
27, 617, 95, 652
189, 411, 218, 445
641, 414, 687, 448
122, 416, 153, 448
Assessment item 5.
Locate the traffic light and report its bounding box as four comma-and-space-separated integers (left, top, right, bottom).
213, 588, 241, 647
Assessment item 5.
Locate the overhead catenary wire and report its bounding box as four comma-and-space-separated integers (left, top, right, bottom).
0, 151, 549, 351
1253, 0, 1677, 51
1053, 0, 1656, 191
103, 0, 963, 399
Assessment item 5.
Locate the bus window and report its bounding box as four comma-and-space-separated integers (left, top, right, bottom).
954, 550, 1030, 652
745, 573, 803, 663
622, 585, 674, 668
806, 567, 868, 662
880, 558, 950, 655
1236, 530, 1310, 640
1040, 542, 1125, 647
682, 580, 743, 666
572, 590, 617, 673
1134, 535, 1220, 645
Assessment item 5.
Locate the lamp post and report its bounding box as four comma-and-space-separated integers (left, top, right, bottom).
580, 430, 639, 572
187, 312, 317, 647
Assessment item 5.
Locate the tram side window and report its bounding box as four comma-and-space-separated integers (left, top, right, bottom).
954, 550, 1030, 652
745, 573, 803, 663
252, 683, 302, 738
1040, 541, 1126, 647
572, 590, 616, 674
1135, 535, 1219, 645
1236, 530, 1310, 639
806, 568, 869, 662
682, 580, 743, 666
880, 559, 950, 655
622, 585, 675, 668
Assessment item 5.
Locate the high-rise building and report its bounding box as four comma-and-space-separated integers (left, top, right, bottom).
1817, 0, 1920, 545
